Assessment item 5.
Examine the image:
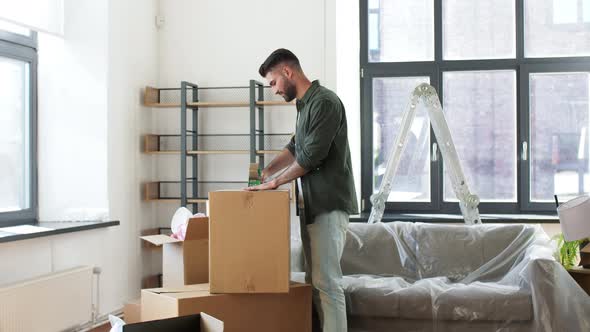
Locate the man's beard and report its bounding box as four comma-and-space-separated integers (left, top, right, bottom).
282, 81, 297, 102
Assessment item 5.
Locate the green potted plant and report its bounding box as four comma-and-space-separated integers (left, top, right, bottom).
552, 233, 585, 269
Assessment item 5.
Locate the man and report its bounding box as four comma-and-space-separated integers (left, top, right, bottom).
245, 48, 358, 332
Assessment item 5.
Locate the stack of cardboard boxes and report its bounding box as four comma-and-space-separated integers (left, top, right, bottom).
134, 190, 311, 331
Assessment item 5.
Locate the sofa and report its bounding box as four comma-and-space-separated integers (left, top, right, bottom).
291, 221, 590, 332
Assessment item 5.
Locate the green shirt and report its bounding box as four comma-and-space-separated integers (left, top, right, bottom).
286, 80, 358, 223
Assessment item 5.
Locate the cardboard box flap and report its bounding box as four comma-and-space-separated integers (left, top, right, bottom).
201, 312, 224, 332
140, 234, 181, 246
145, 283, 210, 294
123, 299, 141, 324
185, 217, 208, 240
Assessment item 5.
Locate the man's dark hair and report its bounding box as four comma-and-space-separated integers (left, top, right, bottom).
258, 48, 301, 77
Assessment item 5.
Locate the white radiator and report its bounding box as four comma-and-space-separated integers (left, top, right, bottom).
0, 266, 93, 332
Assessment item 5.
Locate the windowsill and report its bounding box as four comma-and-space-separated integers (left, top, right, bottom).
350, 213, 559, 223
0, 220, 120, 244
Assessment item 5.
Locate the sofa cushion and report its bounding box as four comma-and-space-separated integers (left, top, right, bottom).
343, 275, 533, 322
342, 275, 408, 317
341, 222, 417, 279
413, 223, 531, 281
433, 282, 533, 321
481, 224, 530, 262
414, 224, 486, 280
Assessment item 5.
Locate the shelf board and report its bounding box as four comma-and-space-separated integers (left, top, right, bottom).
144, 86, 295, 108
144, 86, 160, 105
144, 102, 294, 109
144, 102, 294, 108
144, 103, 180, 108
569, 266, 590, 275
187, 150, 249, 155
144, 180, 295, 202
145, 198, 179, 202
256, 101, 295, 106
144, 151, 181, 155
144, 102, 251, 108
145, 150, 282, 155
188, 198, 209, 204
257, 150, 282, 154
144, 134, 159, 153
188, 102, 250, 108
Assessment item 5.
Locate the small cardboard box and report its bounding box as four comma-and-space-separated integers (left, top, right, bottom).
123, 312, 223, 332
123, 299, 141, 324
141, 282, 311, 332
141, 217, 209, 287
208, 190, 290, 293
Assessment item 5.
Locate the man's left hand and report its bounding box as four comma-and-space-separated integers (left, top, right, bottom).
244, 179, 278, 191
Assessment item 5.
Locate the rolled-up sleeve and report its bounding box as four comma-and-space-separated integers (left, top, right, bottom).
296, 99, 341, 171
285, 134, 296, 156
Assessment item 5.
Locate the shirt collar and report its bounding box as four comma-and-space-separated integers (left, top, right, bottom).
296, 80, 320, 110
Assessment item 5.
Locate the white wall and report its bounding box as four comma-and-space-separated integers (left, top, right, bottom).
107, 0, 159, 310
0, 0, 159, 320
37, 0, 109, 221
335, 0, 361, 206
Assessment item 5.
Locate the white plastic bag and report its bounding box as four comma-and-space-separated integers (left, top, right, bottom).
170, 207, 193, 239
108, 314, 125, 332
170, 207, 207, 240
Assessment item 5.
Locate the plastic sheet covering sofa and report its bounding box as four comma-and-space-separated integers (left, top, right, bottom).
291, 221, 590, 332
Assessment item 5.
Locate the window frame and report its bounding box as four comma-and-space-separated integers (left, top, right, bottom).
360, 0, 590, 216
0, 28, 38, 226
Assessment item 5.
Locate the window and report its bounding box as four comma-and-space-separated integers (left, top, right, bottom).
0, 25, 37, 226
528, 70, 590, 203
367, 0, 434, 62
442, 70, 517, 203
524, 0, 590, 57
361, 0, 590, 215
443, 0, 515, 60
373, 76, 431, 203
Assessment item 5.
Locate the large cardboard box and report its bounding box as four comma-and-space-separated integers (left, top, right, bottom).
208, 190, 290, 293
123, 312, 223, 332
141, 217, 209, 287
123, 299, 141, 324
141, 282, 311, 332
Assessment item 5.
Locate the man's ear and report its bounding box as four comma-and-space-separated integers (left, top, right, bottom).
282, 65, 293, 79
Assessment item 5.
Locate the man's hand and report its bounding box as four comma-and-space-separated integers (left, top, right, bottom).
244, 179, 278, 191
260, 168, 270, 183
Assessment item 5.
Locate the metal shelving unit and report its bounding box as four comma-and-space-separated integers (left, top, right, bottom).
143, 80, 295, 212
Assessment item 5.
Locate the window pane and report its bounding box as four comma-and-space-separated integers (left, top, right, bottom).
443, 71, 517, 202
530, 72, 590, 202
368, 0, 434, 62
553, 0, 578, 24
443, 0, 515, 60
368, 13, 379, 52
0, 56, 30, 212
373, 77, 431, 202
525, 0, 590, 57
